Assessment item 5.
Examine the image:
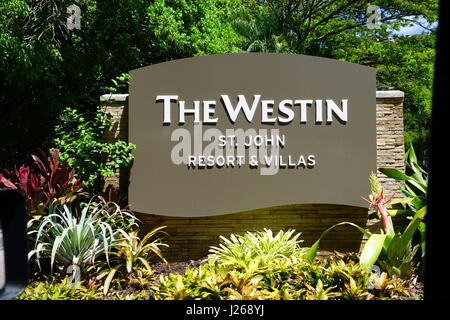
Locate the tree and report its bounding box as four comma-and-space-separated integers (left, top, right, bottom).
0, 0, 241, 169
1, 0, 438, 169
333, 33, 435, 162
234, 0, 437, 55
232, 0, 438, 161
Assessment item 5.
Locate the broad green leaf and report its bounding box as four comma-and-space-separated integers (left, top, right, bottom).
400, 206, 427, 256
418, 222, 426, 233
306, 222, 371, 263
390, 197, 415, 206
411, 197, 425, 210
387, 209, 410, 217
103, 266, 120, 295
386, 215, 395, 235
407, 179, 427, 195
379, 168, 411, 181
407, 144, 418, 165
138, 257, 154, 274
387, 234, 404, 263
419, 222, 426, 258
359, 234, 387, 270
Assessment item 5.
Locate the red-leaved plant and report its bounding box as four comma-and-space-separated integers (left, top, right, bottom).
98, 184, 127, 208
0, 149, 83, 215
0, 165, 45, 213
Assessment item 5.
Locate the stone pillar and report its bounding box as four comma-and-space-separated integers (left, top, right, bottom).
100, 94, 129, 194
375, 90, 405, 196
365, 90, 406, 234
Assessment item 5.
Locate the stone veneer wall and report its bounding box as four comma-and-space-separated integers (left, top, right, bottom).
375, 91, 406, 195
100, 91, 405, 261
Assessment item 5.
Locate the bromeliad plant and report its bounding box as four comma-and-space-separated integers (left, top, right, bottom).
362, 173, 397, 235
152, 252, 409, 300
15, 277, 101, 300
15, 277, 101, 301
28, 198, 137, 274
379, 144, 427, 257
208, 229, 305, 268
307, 173, 426, 278
97, 227, 169, 294
380, 145, 427, 213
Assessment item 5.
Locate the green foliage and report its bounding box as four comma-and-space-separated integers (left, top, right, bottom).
0, 0, 241, 169
307, 174, 426, 278
147, 0, 242, 57
102, 73, 131, 95
232, 4, 291, 53
381, 144, 428, 215
15, 277, 101, 300
208, 229, 305, 268
28, 198, 137, 273
233, 1, 437, 55
52, 106, 135, 190
0, 0, 88, 168
335, 33, 435, 157
380, 144, 428, 257
18, 225, 416, 300
0, 0, 437, 168
376, 208, 424, 278
149, 228, 411, 300
233, 1, 437, 156
151, 254, 410, 300
110, 290, 152, 300
98, 227, 169, 294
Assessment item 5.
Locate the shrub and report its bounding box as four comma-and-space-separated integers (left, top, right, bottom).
151, 254, 410, 300
28, 198, 137, 273
208, 228, 305, 268
52, 106, 135, 191
379, 144, 428, 258
0, 149, 83, 215
15, 277, 100, 300
97, 227, 169, 294
307, 173, 425, 279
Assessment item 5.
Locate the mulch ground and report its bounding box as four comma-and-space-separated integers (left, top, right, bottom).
151, 258, 208, 279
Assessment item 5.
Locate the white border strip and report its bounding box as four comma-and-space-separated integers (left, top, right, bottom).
376, 90, 404, 98
100, 93, 129, 102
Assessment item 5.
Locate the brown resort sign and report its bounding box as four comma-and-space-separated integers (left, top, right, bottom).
129, 53, 376, 217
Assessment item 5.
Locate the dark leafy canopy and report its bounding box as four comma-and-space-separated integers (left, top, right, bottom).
331, 25, 435, 163
0, 0, 241, 169
0, 0, 438, 170
237, 1, 437, 54
234, 0, 437, 159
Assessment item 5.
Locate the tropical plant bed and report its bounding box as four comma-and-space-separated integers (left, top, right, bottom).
138, 256, 423, 298
7, 149, 426, 301
104, 255, 421, 300
16, 209, 425, 301
144, 252, 423, 300
20, 251, 423, 300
